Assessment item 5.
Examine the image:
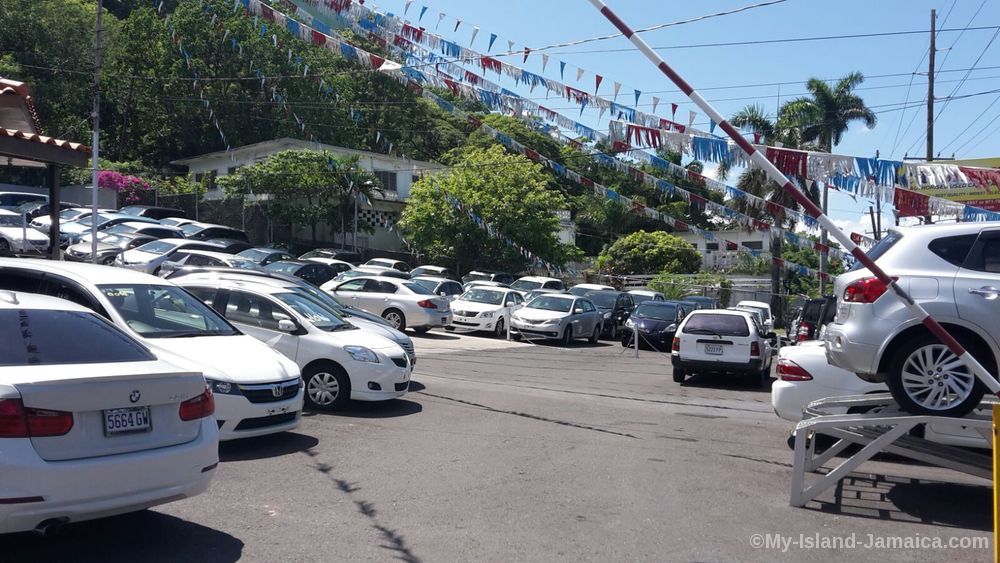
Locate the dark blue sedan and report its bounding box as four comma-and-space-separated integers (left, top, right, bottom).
621, 300, 687, 351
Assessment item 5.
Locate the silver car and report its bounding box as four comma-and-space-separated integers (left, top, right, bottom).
510, 294, 603, 345
330, 276, 452, 333
115, 238, 228, 274
409, 276, 465, 302
826, 222, 1000, 416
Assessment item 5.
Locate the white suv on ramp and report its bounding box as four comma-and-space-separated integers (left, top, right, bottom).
825, 222, 1000, 416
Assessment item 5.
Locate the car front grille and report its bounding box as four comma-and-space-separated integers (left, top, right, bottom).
234, 412, 298, 431
239, 379, 301, 404
391, 356, 408, 368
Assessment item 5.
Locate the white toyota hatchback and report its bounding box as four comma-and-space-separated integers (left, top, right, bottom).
177, 278, 413, 410
671, 309, 774, 387
0, 259, 303, 441
0, 291, 218, 535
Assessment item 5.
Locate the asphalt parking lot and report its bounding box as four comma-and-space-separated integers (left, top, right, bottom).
3, 331, 993, 562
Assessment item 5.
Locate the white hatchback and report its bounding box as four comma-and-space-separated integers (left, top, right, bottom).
178, 279, 413, 411
671, 309, 774, 387
0, 259, 303, 441
0, 291, 218, 535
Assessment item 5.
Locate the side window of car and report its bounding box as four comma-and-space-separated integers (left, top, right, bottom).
930, 234, 978, 268
337, 279, 367, 292
963, 231, 1000, 274
445, 282, 462, 295
0, 269, 44, 293
38, 276, 110, 318
185, 286, 217, 308
376, 281, 399, 294
312, 266, 336, 286
579, 300, 595, 313
224, 291, 290, 331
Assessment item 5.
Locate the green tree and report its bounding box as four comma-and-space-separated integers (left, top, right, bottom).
780, 72, 877, 152
400, 145, 580, 273
595, 230, 700, 276
649, 272, 732, 306
218, 150, 379, 244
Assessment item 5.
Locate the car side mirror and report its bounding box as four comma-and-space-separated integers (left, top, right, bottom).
573, 308, 584, 315
278, 319, 298, 332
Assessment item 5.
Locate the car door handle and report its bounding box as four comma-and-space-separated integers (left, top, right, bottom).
968, 286, 1000, 299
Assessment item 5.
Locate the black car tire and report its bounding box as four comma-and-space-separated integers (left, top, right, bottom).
493, 318, 505, 338
303, 363, 351, 411
621, 332, 631, 348
673, 367, 686, 383
589, 324, 601, 344
886, 333, 988, 417
412, 327, 430, 334
561, 325, 573, 346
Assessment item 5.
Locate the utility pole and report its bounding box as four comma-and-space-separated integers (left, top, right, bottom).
90, 0, 103, 263
924, 8, 935, 225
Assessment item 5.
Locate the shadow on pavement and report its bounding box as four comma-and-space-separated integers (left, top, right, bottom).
409, 331, 459, 340
408, 380, 426, 392
306, 398, 423, 419
679, 372, 774, 394
806, 473, 991, 530
219, 431, 319, 462
0, 510, 243, 563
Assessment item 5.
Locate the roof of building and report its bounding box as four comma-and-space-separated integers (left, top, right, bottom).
0, 78, 90, 167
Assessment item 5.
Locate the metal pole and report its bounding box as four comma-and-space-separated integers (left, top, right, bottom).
90, 0, 103, 263
352, 178, 358, 252
924, 9, 936, 225
819, 184, 828, 294
586, 0, 1000, 397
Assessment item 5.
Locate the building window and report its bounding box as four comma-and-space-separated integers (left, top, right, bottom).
227, 166, 240, 175
706, 243, 719, 251
743, 241, 763, 250
374, 170, 398, 192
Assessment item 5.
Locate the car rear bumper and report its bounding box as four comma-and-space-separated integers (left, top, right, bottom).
407, 308, 452, 329
824, 321, 881, 379
0, 418, 218, 534
215, 392, 303, 441
671, 355, 763, 373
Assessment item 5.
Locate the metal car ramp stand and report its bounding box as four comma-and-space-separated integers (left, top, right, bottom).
789, 393, 994, 507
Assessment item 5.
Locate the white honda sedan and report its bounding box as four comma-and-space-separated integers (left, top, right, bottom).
0, 259, 304, 441
0, 291, 218, 535
177, 278, 413, 411
448, 286, 525, 337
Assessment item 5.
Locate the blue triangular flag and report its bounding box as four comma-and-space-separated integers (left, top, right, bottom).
419, 6, 428, 20
709, 119, 717, 134
488, 33, 497, 52
634, 89, 641, 105
559, 61, 566, 79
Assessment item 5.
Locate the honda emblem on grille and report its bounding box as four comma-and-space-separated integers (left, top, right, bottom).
271, 384, 284, 398
129, 390, 141, 403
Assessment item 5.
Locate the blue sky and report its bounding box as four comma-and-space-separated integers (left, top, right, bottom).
374, 0, 1000, 235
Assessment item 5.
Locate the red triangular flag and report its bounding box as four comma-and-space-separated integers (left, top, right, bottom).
595, 75, 603, 95
523, 47, 531, 63
671, 103, 678, 118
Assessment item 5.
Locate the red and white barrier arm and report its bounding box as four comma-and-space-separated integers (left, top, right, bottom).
587, 0, 1000, 396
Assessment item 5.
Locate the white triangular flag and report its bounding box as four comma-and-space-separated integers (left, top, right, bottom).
470, 26, 479, 46
613, 81, 621, 101
576, 67, 584, 81
437, 13, 446, 29
688, 110, 696, 129
652, 96, 660, 114
507, 40, 515, 53
542, 53, 549, 72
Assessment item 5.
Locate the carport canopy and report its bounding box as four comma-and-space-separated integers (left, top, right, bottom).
0, 78, 91, 257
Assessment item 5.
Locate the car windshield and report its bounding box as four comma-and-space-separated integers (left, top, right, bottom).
460, 288, 505, 305
285, 286, 347, 315
133, 240, 176, 255
0, 309, 155, 366
403, 282, 435, 295
635, 303, 677, 321
79, 213, 117, 227
684, 314, 750, 337
527, 295, 573, 312
464, 272, 491, 282
511, 279, 542, 290
742, 305, 769, 319
264, 262, 302, 274
104, 223, 139, 235
60, 209, 84, 220
239, 248, 277, 261
733, 308, 763, 323
849, 230, 903, 272
99, 284, 239, 338
228, 258, 261, 270
274, 292, 351, 332
587, 292, 618, 308
180, 223, 205, 235
410, 278, 440, 292
0, 214, 25, 227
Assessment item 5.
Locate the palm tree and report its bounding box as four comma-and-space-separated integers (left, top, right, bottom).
780, 72, 877, 153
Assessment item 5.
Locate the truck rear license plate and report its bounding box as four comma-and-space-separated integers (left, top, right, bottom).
705, 344, 723, 355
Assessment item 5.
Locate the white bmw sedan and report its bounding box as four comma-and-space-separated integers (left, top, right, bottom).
0, 291, 218, 535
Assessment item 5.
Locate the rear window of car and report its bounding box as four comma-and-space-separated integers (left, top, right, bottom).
682, 313, 750, 337
0, 309, 154, 366
849, 231, 903, 272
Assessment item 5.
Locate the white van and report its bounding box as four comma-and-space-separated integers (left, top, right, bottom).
671, 309, 774, 387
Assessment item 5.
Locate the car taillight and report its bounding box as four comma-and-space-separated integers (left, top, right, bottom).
179, 385, 215, 421
796, 322, 812, 342
416, 299, 438, 309
777, 358, 813, 381
750, 341, 761, 357
843, 277, 896, 303
0, 399, 74, 438
671, 337, 680, 352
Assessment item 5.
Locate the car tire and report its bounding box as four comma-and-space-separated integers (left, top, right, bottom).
886, 333, 988, 417
561, 325, 573, 346
0, 238, 10, 254
412, 327, 430, 334
620, 332, 631, 348
589, 324, 601, 344
303, 364, 351, 411
673, 367, 686, 383
754, 368, 770, 388
493, 318, 506, 338
381, 308, 406, 331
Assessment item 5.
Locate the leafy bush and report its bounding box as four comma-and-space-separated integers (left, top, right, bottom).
595, 230, 700, 275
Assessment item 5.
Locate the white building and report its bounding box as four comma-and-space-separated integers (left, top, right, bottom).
674, 229, 772, 271
171, 138, 445, 251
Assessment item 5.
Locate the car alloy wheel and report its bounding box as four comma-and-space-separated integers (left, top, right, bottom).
382, 309, 405, 331
898, 343, 976, 412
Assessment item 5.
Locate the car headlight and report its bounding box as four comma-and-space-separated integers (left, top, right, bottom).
662, 323, 677, 333
345, 345, 380, 363
206, 378, 240, 395
480, 311, 494, 318
603, 312, 612, 319
624, 318, 635, 328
